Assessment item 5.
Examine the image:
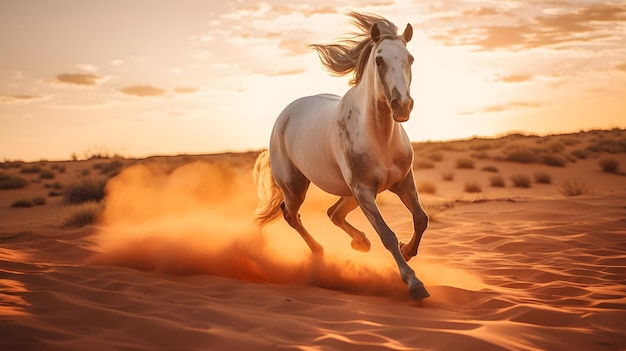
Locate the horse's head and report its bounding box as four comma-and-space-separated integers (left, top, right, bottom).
371, 23, 414, 122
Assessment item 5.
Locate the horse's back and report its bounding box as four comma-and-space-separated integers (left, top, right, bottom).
270, 94, 351, 195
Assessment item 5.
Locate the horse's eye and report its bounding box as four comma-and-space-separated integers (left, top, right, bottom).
375, 56, 383, 66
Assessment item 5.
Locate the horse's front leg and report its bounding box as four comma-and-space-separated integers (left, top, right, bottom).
352, 185, 429, 299
390, 169, 429, 262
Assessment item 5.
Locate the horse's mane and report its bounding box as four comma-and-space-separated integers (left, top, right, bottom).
310, 12, 400, 87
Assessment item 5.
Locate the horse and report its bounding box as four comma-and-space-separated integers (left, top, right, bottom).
253, 12, 429, 299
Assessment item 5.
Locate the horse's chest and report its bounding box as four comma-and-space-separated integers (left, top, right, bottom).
346, 147, 411, 191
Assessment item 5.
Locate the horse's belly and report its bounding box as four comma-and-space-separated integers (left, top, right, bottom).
307, 168, 352, 196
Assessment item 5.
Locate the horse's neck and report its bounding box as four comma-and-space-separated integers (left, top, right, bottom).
351, 71, 397, 146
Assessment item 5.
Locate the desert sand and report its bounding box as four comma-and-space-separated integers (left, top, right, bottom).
1, 130, 625, 350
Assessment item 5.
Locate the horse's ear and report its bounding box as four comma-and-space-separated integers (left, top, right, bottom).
403, 23, 413, 43
371, 22, 381, 43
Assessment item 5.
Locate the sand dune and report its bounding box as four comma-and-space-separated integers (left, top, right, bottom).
1, 130, 626, 350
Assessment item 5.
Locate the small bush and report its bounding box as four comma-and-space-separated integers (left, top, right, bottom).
93, 159, 124, 175
456, 158, 475, 169
598, 157, 619, 173
64, 177, 107, 204
571, 149, 589, 159
534, 172, 552, 184
464, 182, 482, 193
0, 161, 22, 169
62, 201, 104, 227
20, 166, 41, 174
40, 169, 55, 179
502, 146, 539, 163
11, 197, 46, 208
426, 151, 444, 162
489, 175, 506, 187
0, 173, 28, 189
48, 190, 63, 197
50, 164, 66, 173
560, 179, 592, 196
542, 155, 566, 167
417, 181, 437, 194
472, 152, 490, 160
481, 165, 498, 173
511, 174, 532, 188
441, 172, 454, 181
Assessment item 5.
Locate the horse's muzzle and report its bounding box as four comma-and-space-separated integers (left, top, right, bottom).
391, 97, 414, 122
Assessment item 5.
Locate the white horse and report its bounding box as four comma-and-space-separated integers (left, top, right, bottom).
253, 12, 429, 299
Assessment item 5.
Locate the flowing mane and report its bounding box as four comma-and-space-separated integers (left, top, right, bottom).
310, 12, 401, 86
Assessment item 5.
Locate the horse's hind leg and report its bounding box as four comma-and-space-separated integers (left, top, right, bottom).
277, 172, 324, 256
327, 197, 371, 252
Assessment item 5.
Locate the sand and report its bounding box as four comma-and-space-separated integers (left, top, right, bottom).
1, 130, 625, 350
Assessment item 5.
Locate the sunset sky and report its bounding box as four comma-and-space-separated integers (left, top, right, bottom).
1, 0, 625, 161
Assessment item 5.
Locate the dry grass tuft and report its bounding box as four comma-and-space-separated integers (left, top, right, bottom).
560, 179, 592, 196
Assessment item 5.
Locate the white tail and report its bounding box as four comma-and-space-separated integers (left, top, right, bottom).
253, 150, 284, 227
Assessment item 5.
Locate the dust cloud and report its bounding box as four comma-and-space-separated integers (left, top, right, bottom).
91, 158, 408, 297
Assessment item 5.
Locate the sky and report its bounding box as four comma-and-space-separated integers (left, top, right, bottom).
1, 0, 625, 161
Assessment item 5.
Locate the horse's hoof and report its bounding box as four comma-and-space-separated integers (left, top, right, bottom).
409, 284, 430, 300
351, 237, 371, 252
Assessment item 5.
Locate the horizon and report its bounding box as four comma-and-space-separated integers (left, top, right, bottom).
2, 1, 625, 162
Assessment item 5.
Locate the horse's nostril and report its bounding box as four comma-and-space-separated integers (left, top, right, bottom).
408, 98, 414, 111
391, 99, 400, 110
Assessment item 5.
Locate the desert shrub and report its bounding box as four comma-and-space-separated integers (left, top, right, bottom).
560, 179, 592, 196
586, 137, 626, 154
511, 174, 532, 188
441, 172, 454, 181
20, 165, 41, 174
489, 175, 506, 187
426, 151, 444, 162
417, 181, 437, 194
546, 140, 565, 153
0, 173, 28, 189
11, 196, 46, 208
62, 201, 104, 227
81, 169, 90, 176
502, 146, 539, 163
40, 169, 55, 179
456, 158, 475, 169
571, 149, 589, 159
48, 190, 63, 197
93, 159, 124, 175
471, 152, 490, 160
481, 165, 498, 173
542, 155, 566, 167
50, 164, 66, 173
598, 157, 619, 174
534, 172, 552, 184
0, 161, 22, 169
469, 142, 492, 151
414, 160, 435, 169
64, 177, 107, 204
464, 182, 482, 193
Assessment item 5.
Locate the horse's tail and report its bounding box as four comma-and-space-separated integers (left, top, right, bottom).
253, 150, 284, 228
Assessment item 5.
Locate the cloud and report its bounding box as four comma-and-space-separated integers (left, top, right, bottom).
615, 63, 626, 72
53, 73, 102, 86
266, 69, 306, 77
497, 74, 533, 83
482, 101, 543, 113
431, 3, 626, 51
0, 94, 45, 104
119, 85, 167, 97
